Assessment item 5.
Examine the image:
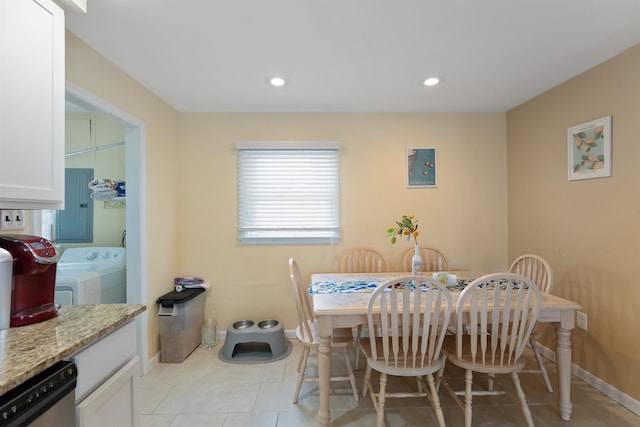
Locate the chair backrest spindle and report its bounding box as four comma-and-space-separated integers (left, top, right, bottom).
456, 272, 542, 368
403, 246, 449, 272
340, 247, 389, 273
367, 275, 452, 371
509, 254, 553, 294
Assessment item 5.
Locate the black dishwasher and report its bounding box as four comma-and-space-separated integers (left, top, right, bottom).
0, 360, 77, 427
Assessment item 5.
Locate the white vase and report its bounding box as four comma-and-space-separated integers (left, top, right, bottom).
411, 244, 423, 275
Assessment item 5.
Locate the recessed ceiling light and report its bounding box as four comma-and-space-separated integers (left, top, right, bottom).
269, 76, 287, 87
423, 77, 440, 87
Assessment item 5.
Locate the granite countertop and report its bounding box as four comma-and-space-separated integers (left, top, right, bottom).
0, 303, 146, 395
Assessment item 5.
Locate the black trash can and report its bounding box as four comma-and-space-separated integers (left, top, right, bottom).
157, 288, 205, 363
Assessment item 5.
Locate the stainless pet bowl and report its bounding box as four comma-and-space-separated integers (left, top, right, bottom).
258, 319, 279, 329
233, 320, 254, 330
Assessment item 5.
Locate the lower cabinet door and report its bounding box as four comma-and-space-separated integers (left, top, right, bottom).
76, 356, 140, 427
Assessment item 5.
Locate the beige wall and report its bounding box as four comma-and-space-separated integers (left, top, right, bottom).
65, 32, 640, 404
507, 44, 640, 400
177, 113, 509, 330
63, 25, 640, 404
65, 32, 516, 374
66, 32, 181, 357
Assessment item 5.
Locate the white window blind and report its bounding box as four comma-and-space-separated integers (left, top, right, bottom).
236, 141, 341, 245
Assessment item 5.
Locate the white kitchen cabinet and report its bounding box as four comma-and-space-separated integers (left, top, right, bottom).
0, 0, 65, 209
76, 357, 140, 427
73, 321, 140, 427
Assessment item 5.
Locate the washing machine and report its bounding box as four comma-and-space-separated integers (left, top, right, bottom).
55, 247, 126, 306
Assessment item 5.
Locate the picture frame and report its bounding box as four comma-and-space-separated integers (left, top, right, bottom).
568, 116, 612, 181
406, 148, 437, 188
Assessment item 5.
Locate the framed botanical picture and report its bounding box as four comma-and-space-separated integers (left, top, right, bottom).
568, 116, 612, 181
406, 148, 436, 188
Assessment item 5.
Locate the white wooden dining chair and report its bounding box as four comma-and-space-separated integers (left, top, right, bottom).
360, 275, 452, 427
438, 272, 543, 427
339, 247, 389, 273
339, 247, 390, 369
509, 254, 554, 392
288, 258, 359, 404
402, 246, 449, 272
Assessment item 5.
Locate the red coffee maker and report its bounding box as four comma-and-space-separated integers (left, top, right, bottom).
0, 235, 61, 327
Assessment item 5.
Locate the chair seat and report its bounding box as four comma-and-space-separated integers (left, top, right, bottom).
441, 335, 526, 374
360, 337, 443, 376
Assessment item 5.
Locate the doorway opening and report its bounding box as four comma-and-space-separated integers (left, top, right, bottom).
60, 82, 149, 374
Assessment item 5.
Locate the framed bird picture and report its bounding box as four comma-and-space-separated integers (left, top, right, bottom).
568, 116, 611, 181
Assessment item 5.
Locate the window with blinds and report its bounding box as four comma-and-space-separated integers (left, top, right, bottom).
236, 141, 341, 245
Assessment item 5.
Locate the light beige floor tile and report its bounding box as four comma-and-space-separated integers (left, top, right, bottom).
282, 353, 301, 383
210, 360, 287, 384
329, 409, 379, 426
500, 377, 557, 405
566, 377, 622, 405
154, 382, 260, 414
470, 405, 549, 427
140, 380, 173, 414
533, 400, 640, 426
169, 413, 227, 427
148, 356, 217, 385
330, 406, 440, 427
140, 414, 175, 427
305, 382, 361, 410
223, 412, 278, 427
253, 381, 299, 412
142, 340, 640, 427
380, 407, 441, 427
438, 375, 516, 407
276, 409, 321, 427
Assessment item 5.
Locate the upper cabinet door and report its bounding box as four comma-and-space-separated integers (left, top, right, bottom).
0, 0, 65, 209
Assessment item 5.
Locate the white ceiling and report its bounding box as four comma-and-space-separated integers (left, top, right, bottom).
65, 0, 640, 113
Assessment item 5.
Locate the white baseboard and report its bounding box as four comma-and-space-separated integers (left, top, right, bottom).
536, 343, 640, 416
148, 351, 160, 371
284, 329, 297, 339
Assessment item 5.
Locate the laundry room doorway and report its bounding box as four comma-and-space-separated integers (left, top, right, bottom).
61, 82, 149, 374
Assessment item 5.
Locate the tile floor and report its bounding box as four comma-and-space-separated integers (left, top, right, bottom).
141, 340, 639, 427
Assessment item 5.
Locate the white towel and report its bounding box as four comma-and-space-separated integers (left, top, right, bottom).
90, 190, 118, 200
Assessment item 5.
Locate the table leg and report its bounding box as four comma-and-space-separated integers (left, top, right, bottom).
316, 317, 332, 426
555, 324, 573, 421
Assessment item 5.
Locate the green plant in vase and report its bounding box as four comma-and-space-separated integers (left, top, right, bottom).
387, 214, 419, 245
387, 214, 423, 274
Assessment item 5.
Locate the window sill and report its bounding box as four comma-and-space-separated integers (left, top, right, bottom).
239, 236, 341, 245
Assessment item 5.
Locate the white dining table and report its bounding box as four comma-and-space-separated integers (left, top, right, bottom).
310, 271, 582, 426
